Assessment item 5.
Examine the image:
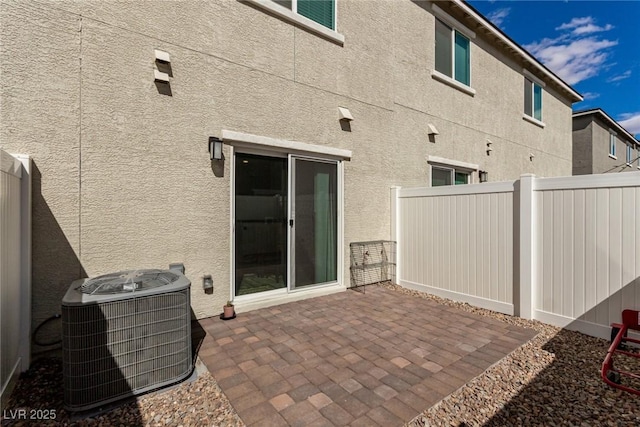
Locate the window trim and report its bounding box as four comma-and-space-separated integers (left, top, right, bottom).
431, 165, 455, 186
523, 69, 546, 88
431, 70, 476, 96
522, 113, 546, 128
609, 132, 617, 159
431, 166, 472, 187
228, 132, 346, 309
432, 4, 477, 39
626, 144, 633, 166
222, 129, 352, 161
428, 156, 478, 187
523, 77, 543, 124
433, 17, 473, 90
246, 0, 344, 45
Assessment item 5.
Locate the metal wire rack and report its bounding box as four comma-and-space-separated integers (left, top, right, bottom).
349, 240, 396, 292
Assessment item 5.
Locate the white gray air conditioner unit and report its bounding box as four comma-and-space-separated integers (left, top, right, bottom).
62, 268, 192, 411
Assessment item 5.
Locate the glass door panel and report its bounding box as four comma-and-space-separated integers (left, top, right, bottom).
234, 153, 287, 296
291, 158, 338, 289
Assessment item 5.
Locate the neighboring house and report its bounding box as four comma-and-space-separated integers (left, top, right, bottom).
572, 108, 640, 175
0, 0, 582, 351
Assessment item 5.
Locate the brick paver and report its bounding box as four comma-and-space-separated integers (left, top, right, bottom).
196, 286, 536, 426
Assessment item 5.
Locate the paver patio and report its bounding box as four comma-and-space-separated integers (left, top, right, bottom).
196, 286, 536, 426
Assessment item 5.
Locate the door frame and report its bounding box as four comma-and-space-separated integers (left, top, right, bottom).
229, 145, 345, 304
288, 154, 341, 292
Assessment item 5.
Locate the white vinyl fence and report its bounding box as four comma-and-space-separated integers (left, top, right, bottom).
392, 181, 516, 315
392, 172, 640, 340
0, 150, 31, 408
531, 174, 640, 338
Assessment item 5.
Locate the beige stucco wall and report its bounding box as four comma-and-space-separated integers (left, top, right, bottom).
392, 1, 573, 185
589, 117, 639, 174
572, 114, 639, 175
1, 2, 83, 352
572, 117, 594, 175
0, 0, 576, 353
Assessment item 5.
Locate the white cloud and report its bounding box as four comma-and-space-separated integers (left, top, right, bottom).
619, 112, 640, 136
572, 23, 614, 35
486, 8, 511, 28
525, 37, 617, 85
556, 17, 614, 35
580, 92, 600, 101
607, 70, 631, 83
556, 17, 593, 30
524, 16, 617, 85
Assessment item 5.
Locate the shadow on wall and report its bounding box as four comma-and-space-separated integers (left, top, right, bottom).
484, 277, 640, 426
211, 155, 225, 178
30, 162, 87, 354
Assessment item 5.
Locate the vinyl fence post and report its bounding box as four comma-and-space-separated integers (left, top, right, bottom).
519, 174, 535, 320
16, 154, 32, 372
390, 186, 400, 284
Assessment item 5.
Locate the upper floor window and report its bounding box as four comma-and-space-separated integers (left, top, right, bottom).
524, 78, 542, 122
626, 144, 633, 165
609, 133, 616, 158
276, 0, 335, 30
435, 18, 470, 86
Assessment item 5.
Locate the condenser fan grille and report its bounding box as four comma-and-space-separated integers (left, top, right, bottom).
79, 269, 179, 295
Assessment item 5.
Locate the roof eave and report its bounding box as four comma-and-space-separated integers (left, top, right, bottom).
455, 0, 583, 103
573, 109, 639, 144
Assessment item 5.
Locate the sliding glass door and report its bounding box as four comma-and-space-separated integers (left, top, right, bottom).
234, 153, 339, 297
290, 157, 338, 289
234, 153, 288, 296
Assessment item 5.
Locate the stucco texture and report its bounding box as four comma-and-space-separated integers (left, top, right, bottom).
572, 114, 639, 175
0, 0, 577, 353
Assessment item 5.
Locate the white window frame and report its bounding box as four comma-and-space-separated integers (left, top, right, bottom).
431, 166, 472, 187
609, 132, 617, 159
522, 71, 545, 127
431, 5, 476, 96
246, 0, 344, 45
428, 156, 478, 187
224, 130, 348, 310
626, 144, 633, 166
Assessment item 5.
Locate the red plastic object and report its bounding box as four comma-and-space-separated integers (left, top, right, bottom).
601, 310, 640, 395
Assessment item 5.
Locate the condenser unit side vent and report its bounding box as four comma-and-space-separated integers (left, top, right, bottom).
62, 269, 192, 411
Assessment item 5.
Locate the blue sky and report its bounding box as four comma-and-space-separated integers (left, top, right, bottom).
468, 0, 640, 137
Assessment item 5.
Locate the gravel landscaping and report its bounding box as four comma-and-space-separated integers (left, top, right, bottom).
3, 283, 639, 426
2, 358, 243, 427
389, 283, 640, 427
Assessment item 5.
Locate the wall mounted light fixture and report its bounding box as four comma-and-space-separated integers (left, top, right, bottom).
209, 137, 223, 160
486, 140, 493, 155
479, 170, 488, 183
529, 153, 535, 161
